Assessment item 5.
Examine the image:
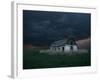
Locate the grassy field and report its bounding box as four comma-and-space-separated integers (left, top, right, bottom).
23, 48, 91, 69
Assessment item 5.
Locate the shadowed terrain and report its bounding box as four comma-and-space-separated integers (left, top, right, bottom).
23, 48, 91, 69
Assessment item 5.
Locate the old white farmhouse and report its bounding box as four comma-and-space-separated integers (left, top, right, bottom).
50, 38, 78, 52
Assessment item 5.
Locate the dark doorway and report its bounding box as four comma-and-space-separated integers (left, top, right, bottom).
62, 47, 64, 51
70, 45, 73, 50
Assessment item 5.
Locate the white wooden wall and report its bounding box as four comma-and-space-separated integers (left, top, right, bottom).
50, 45, 78, 52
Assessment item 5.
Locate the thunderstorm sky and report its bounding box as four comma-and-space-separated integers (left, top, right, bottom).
23, 10, 91, 46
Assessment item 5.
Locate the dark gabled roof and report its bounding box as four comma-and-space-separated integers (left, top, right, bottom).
50, 38, 77, 47
51, 40, 66, 47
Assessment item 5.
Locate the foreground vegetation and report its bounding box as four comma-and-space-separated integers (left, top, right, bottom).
23, 48, 91, 69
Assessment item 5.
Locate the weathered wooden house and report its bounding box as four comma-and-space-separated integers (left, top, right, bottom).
50, 38, 78, 52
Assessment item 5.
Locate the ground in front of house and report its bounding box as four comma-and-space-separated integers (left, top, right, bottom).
23, 48, 91, 69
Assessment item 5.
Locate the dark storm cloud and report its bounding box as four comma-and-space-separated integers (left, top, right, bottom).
23, 10, 91, 46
